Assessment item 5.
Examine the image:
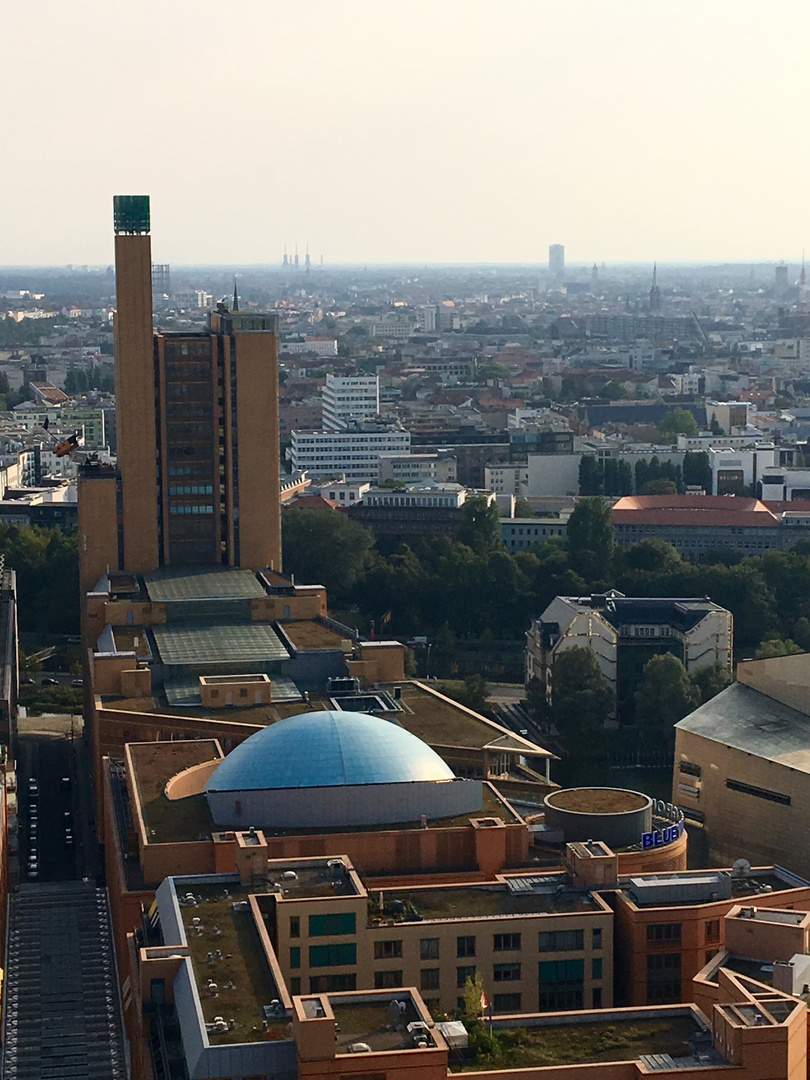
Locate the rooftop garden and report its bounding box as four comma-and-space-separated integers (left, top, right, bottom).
450, 1014, 702, 1072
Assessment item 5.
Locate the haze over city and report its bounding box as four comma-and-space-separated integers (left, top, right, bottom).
6, 0, 810, 265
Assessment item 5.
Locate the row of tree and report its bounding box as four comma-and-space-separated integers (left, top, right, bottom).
579, 451, 712, 497
282, 495, 810, 658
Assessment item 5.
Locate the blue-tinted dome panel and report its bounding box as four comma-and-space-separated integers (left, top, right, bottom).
206, 710, 455, 792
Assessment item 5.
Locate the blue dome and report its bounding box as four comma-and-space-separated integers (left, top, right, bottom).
206, 710, 456, 792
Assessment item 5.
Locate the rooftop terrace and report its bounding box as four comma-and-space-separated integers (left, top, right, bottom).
331, 998, 425, 1053
373, 878, 599, 924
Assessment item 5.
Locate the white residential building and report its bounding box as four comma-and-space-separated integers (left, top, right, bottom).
322, 374, 380, 431
282, 337, 338, 357
290, 426, 410, 482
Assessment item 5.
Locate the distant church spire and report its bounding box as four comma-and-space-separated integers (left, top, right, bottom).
649, 262, 661, 313
305, 243, 311, 274
282, 242, 288, 268
294, 243, 299, 270
232, 281, 239, 311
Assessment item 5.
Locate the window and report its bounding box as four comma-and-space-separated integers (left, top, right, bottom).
308, 912, 356, 936
494, 963, 521, 982
457, 965, 477, 988
421, 968, 440, 991
647, 923, 681, 943
493, 993, 521, 1012
309, 973, 356, 993
375, 970, 402, 989
309, 943, 356, 967
679, 761, 701, 777
705, 920, 720, 943
290, 917, 300, 938
494, 933, 521, 952
420, 938, 439, 960
593, 987, 603, 1008
539, 929, 583, 952
647, 953, 681, 1003
538, 959, 584, 1011
290, 947, 300, 969
374, 940, 403, 960
592, 928, 602, 950
457, 936, 476, 958
592, 958, 602, 980
290, 977, 301, 996
726, 778, 791, 806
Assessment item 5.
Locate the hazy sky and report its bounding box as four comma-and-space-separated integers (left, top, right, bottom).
5, 0, 810, 265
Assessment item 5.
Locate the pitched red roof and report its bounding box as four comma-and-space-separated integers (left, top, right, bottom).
612, 494, 780, 528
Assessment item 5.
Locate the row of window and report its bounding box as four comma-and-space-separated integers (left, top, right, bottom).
291, 912, 356, 938
168, 484, 214, 495
168, 504, 215, 515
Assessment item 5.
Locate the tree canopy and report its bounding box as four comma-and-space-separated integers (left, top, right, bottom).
281, 508, 374, 600
634, 654, 699, 731
551, 646, 614, 739
566, 497, 615, 583
659, 407, 698, 440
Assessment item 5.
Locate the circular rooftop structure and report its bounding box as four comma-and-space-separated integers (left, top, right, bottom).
544, 787, 652, 848
205, 710, 482, 829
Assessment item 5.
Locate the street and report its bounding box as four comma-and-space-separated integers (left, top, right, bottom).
15, 717, 97, 884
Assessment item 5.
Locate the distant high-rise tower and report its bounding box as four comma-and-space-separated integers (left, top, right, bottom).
78, 195, 281, 591
282, 243, 288, 268
649, 263, 661, 313
151, 263, 171, 302
775, 262, 789, 297
305, 244, 311, 275
549, 244, 565, 280
294, 244, 299, 270
800, 251, 806, 288
590, 263, 599, 291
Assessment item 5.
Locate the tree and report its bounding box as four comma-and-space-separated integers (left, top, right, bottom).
456, 496, 502, 556
755, 637, 804, 659
551, 646, 614, 739
634, 654, 699, 731
640, 478, 678, 496
514, 498, 534, 518
692, 662, 732, 704
578, 455, 602, 496
566, 497, 615, 583
440, 675, 489, 714
461, 972, 486, 1021
622, 538, 682, 575
682, 450, 711, 491
659, 407, 698, 441
281, 508, 373, 599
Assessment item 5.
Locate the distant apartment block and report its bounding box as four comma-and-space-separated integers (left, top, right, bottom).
501, 515, 568, 553
377, 451, 457, 485
349, 482, 483, 539
486, 463, 529, 496
369, 314, 413, 338
290, 426, 410, 481
322, 374, 379, 431
526, 591, 732, 720
171, 289, 213, 309
282, 337, 338, 357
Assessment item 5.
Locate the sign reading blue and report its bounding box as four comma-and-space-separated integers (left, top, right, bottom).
642, 819, 685, 848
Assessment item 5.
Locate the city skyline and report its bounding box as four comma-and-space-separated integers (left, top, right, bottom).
5, 0, 810, 264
